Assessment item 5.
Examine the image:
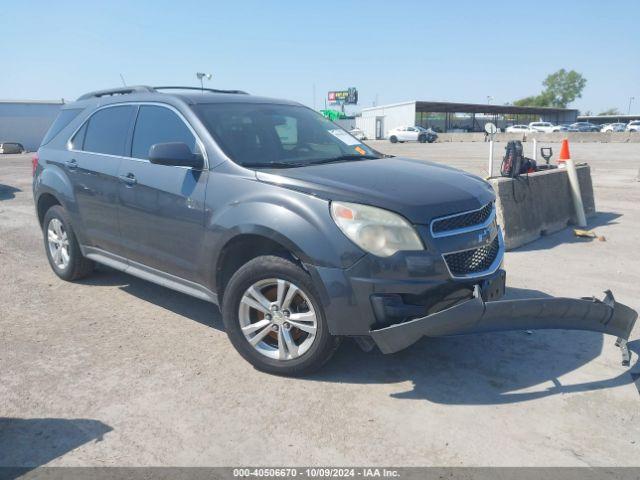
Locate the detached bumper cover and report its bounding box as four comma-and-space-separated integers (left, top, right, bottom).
370, 289, 637, 357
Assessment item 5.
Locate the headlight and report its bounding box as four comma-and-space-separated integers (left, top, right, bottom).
330, 201, 423, 257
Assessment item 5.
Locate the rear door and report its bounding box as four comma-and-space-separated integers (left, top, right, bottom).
117, 104, 208, 282
68, 105, 136, 255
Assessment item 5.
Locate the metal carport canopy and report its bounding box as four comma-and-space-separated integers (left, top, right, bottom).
415, 101, 576, 115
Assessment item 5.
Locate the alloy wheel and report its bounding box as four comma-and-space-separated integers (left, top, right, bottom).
47, 218, 70, 269
238, 278, 318, 361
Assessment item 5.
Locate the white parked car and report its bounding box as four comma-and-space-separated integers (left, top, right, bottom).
626, 121, 640, 132
528, 122, 555, 133
505, 124, 531, 133
388, 126, 437, 143
348, 128, 367, 140
602, 123, 626, 132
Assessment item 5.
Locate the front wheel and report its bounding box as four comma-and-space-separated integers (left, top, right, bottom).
418, 135, 427, 143
389, 136, 398, 143
222, 256, 340, 376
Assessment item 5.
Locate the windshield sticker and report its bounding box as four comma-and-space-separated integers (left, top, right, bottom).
328, 129, 361, 146
354, 146, 367, 155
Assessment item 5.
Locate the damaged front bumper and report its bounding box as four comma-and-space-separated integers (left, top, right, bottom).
370, 287, 637, 365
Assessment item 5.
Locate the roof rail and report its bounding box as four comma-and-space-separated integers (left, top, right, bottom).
153, 86, 248, 95
76, 85, 155, 101
76, 85, 248, 101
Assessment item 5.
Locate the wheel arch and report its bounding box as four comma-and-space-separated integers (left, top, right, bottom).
215, 231, 303, 304
35, 163, 77, 227
36, 192, 62, 227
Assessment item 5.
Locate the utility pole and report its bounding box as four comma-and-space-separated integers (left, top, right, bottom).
313, 83, 316, 110
628, 96, 635, 115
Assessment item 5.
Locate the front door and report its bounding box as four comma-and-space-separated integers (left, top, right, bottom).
405, 127, 419, 141
117, 104, 208, 283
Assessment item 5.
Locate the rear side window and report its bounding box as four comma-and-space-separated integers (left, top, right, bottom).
70, 122, 87, 150
131, 105, 198, 160
83, 106, 135, 156
41, 108, 82, 146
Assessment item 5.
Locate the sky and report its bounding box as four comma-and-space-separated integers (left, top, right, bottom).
2, 0, 638, 114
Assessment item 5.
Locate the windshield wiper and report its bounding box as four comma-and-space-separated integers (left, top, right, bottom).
241, 161, 309, 169
306, 154, 381, 166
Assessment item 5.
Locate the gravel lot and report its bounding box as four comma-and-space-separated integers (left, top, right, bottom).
1, 142, 639, 468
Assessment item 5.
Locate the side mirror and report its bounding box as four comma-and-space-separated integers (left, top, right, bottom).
148, 142, 203, 169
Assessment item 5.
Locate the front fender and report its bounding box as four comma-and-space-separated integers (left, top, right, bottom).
208, 188, 365, 270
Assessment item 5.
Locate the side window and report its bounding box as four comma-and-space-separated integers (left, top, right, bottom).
83, 106, 135, 156
70, 122, 87, 150
42, 108, 83, 146
131, 105, 198, 160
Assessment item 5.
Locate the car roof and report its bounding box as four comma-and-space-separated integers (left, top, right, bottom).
63, 85, 302, 110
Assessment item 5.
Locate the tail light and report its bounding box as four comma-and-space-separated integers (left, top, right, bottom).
32, 153, 39, 176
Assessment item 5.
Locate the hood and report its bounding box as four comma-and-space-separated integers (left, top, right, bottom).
255, 157, 495, 224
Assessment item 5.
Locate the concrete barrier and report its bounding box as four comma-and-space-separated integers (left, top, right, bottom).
436, 132, 640, 143
489, 165, 595, 250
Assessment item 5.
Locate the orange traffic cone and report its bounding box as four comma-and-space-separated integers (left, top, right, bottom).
558, 138, 571, 164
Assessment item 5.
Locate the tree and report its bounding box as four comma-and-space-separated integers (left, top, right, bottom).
513, 92, 554, 108
542, 69, 587, 107
598, 108, 620, 116
513, 69, 586, 108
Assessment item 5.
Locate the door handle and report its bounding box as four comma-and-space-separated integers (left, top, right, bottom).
65, 159, 78, 170
119, 173, 137, 186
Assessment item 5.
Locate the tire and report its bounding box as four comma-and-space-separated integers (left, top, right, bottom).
418, 135, 426, 143
43, 205, 94, 281
222, 255, 340, 376
389, 136, 398, 143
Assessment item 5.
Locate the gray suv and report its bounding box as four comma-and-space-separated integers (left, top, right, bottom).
33, 86, 636, 375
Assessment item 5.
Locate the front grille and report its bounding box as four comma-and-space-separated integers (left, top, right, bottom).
444, 235, 500, 276
432, 202, 493, 234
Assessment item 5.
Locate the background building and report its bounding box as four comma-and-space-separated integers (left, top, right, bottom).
0, 100, 63, 151
356, 101, 578, 139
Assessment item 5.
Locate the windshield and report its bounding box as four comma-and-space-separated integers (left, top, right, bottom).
193, 103, 381, 168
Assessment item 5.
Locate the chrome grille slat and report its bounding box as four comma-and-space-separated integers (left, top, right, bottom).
430, 202, 504, 278
431, 202, 494, 237
443, 236, 501, 276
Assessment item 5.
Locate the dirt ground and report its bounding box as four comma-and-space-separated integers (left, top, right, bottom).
1, 141, 639, 468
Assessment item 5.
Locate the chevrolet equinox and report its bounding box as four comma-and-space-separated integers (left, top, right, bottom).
33, 86, 636, 375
